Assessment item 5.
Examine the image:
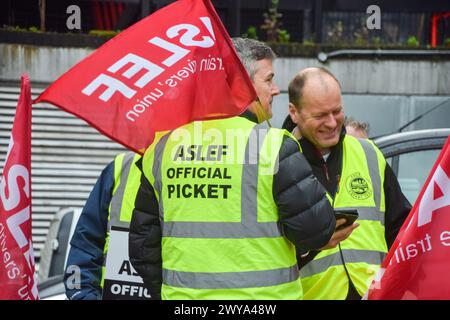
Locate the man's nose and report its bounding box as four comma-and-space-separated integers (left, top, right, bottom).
271, 83, 280, 96
324, 113, 338, 128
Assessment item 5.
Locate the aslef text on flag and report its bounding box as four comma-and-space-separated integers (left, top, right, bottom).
34, 0, 256, 154
0, 74, 38, 300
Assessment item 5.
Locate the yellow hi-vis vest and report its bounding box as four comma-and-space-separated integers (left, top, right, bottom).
300, 135, 388, 299
142, 117, 302, 300
100, 152, 142, 287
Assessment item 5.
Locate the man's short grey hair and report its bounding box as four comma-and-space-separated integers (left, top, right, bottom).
232, 37, 276, 79
288, 67, 341, 111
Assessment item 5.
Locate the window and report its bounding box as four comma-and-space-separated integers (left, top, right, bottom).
395, 149, 441, 203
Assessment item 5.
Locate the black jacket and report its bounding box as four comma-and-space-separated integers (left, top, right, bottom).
129, 112, 336, 298
282, 116, 412, 299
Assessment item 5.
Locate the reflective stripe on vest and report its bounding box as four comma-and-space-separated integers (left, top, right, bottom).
333, 138, 385, 225
300, 249, 386, 278
300, 136, 387, 299
163, 265, 299, 289
149, 120, 300, 296
109, 152, 136, 229
101, 152, 140, 287
152, 123, 282, 239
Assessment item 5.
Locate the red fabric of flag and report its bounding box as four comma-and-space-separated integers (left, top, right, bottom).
34, 0, 256, 154
0, 74, 38, 300
366, 136, 450, 299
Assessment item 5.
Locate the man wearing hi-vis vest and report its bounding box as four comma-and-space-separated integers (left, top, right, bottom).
128, 38, 337, 300
64, 152, 153, 300
284, 67, 412, 300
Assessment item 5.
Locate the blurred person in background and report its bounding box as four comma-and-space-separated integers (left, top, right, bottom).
345, 117, 370, 139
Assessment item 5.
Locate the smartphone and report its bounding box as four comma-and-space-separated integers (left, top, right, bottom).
334, 209, 358, 230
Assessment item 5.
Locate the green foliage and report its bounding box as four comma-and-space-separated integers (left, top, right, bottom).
352, 17, 371, 46
371, 37, 382, 46
278, 29, 290, 43
303, 38, 315, 46
354, 34, 367, 46
444, 38, 450, 47
242, 26, 258, 40
326, 20, 345, 44
260, 0, 290, 43
28, 26, 41, 33
406, 35, 419, 47
88, 29, 120, 38
2, 25, 28, 32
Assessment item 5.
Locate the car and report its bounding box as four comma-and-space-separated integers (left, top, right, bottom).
37, 207, 82, 300
37, 275, 66, 300
374, 128, 450, 204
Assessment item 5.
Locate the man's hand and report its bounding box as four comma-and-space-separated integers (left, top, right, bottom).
320, 218, 359, 250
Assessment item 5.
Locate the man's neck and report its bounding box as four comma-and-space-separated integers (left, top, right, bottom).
292, 127, 302, 140
240, 109, 259, 123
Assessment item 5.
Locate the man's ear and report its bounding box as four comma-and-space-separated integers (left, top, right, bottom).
288, 102, 299, 124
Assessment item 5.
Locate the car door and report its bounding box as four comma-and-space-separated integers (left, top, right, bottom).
375, 129, 450, 204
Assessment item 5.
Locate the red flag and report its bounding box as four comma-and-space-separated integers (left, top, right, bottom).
34, 0, 256, 154
0, 74, 38, 300
366, 136, 450, 299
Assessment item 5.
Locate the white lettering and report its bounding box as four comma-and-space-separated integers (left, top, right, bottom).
109, 283, 151, 298
366, 5, 381, 30
418, 166, 450, 226
0, 164, 29, 211
121, 284, 130, 295
18, 283, 30, 299
126, 111, 138, 122
175, 304, 209, 317
66, 5, 81, 30
8, 265, 20, 280
440, 231, 450, 246
66, 265, 81, 290
200, 17, 215, 40
6, 206, 31, 248
394, 233, 432, 263
130, 286, 138, 296
108, 53, 165, 88
111, 284, 121, 295
166, 24, 214, 48
405, 243, 418, 259
83, 18, 217, 103
148, 37, 190, 67
82, 73, 136, 102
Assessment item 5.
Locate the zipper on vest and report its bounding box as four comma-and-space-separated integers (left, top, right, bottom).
323, 163, 330, 182
335, 174, 341, 196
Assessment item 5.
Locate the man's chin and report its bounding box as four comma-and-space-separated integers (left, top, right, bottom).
318, 137, 339, 149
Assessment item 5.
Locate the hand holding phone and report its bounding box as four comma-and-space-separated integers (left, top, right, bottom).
335, 209, 358, 231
